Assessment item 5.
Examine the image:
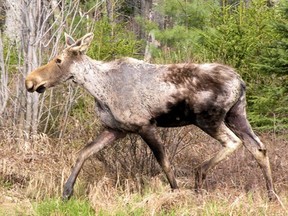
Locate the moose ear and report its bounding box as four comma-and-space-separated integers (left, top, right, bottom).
64, 33, 76, 46
69, 33, 94, 53
79, 33, 94, 53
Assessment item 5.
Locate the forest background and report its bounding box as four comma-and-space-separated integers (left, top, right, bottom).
0, 0, 287, 215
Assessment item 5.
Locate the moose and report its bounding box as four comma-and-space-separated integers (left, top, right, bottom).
25, 33, 276, 200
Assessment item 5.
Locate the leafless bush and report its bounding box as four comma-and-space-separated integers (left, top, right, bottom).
0, 0, 103, 139
82, 127, 287, 197
90, 126, 217, 191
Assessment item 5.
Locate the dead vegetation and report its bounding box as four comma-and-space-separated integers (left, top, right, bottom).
0, 126, 287, 214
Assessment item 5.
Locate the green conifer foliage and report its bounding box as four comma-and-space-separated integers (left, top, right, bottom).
258, 0, 288, 75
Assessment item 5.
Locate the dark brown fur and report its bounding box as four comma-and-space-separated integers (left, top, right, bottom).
165, 64, 232, 95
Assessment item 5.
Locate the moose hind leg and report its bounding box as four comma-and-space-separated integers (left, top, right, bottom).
225, 102, 276, 200
63, 129, 125, 200
195, 123, 242, 192
139, 126, 178, 190
244, 142, 276, 200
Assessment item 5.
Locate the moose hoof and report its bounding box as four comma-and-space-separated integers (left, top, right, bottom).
62, 184, 73, 201
268, 190, 278, 202
194, 168, 206, 193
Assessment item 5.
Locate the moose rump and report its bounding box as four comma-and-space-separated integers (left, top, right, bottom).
145, 63, 239, 130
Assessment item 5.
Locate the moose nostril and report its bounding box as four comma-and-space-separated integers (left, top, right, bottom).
25, 80, 34, 92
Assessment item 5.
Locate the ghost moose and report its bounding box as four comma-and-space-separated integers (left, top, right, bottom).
25, 33, 276, 200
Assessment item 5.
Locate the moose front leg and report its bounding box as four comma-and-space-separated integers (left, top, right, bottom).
63, 129, 126, 200
139, 126, 178, 190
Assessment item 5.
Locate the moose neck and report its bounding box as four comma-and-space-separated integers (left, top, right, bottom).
71, 55, 110, 100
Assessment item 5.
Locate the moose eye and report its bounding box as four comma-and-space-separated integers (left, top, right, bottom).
56, 58, 62, 64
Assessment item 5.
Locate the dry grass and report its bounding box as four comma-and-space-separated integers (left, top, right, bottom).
0, 126, 288, 215
88, 178, 288, 215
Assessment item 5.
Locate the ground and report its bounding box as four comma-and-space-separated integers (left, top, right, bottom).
0, 127, 287, 215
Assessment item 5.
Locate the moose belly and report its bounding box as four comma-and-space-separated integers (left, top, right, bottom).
151, 100, 197, 127
151, 99, 226, 128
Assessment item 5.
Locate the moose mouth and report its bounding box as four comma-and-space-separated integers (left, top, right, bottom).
25, 80, 47, 93
34, 76, 74, 93
26, 76, 74, 93
36, 84, 46, 93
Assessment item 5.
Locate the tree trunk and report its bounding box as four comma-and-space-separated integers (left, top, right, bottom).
106, 0, 113, 23
0, 31, 8, 117
142, 0, 162, 62
19, 0, 41, 135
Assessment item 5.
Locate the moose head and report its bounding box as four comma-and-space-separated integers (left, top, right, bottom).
25, 33, 94, 93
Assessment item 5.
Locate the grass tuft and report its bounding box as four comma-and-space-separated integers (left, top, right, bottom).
33, 198, 95, 216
